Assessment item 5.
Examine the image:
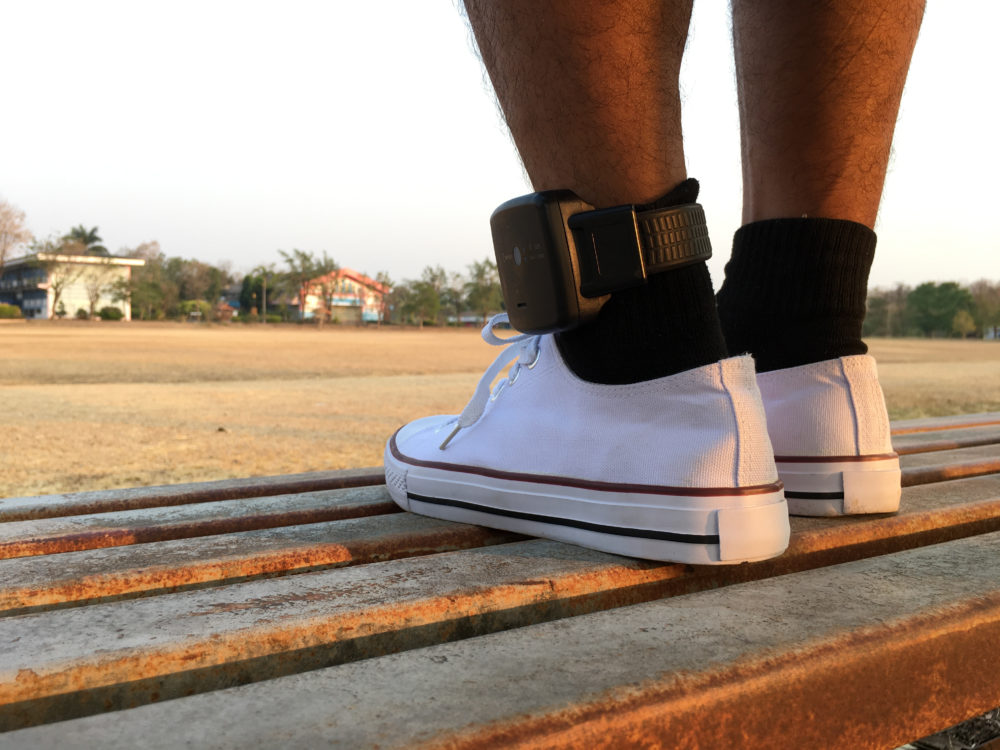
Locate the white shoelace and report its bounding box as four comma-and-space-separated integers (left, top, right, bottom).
439, 313, 541, 450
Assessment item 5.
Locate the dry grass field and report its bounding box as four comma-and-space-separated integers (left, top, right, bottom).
2, 319, 999, 497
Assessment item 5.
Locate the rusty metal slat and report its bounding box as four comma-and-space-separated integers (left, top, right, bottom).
901, 443, 1000, 486
891, 412, 1000, 435
7, 532, 1000, 749
0, 467, 385, 523
0, 486, 397, 560
904, 458, 1000, 487
2, 475, 1000, 730
901, 443, 1000, 468
3, 471, 1000, 616
0, 471, 997, 617
0, 540, 678, 730
894, 424, 1000, 456
3, 443, 997, 561
0, 513, 522, 615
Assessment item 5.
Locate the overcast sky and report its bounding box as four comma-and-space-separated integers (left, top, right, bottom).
2, 1, 997, 288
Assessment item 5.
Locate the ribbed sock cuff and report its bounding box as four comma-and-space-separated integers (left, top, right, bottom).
558, 261, 727, 383
555, 178, 728, 384
716, 218, 876, 372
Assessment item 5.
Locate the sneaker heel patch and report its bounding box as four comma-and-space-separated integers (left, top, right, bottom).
716, 499, 790, 562
843, 468, 901, 514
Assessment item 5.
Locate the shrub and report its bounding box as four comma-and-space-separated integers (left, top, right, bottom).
99, 306, 124, 321
0, 303, 22, 319
178, 299, 212, 321
265, 314, 283, 323
75, 308, 89, 320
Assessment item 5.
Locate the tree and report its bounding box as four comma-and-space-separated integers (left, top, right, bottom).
906, 282, 974, 337
374, 271, 393, 325
440, 270, 465, 324
413, 265, 450, 325
240, 273, 264, 318
112, 243, 233, 321
278, 249, 337, 321
399, 277, 441, 327
29, 237, 86, 319
952, 309, 976, 338
864, 284, 912, 338
63, 225, 108, 256
970, 279, 1000, 338
463, 258, 503, 325
309, 253, 342, 326
386, 280, 412, 325
254, 264, 277, 322
0, 199, 32, 274
173, 258, 229, 303
83, 257, 117, 318
115, 241, 179, 320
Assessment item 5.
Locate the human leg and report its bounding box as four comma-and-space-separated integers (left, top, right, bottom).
463, 0, 689, 208
733, 0, 925, 229
385, 1, 789, 563
466, 0, 726, 383
718, 0, 925, 515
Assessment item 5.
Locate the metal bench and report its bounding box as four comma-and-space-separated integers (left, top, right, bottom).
2, 413, 1000, 748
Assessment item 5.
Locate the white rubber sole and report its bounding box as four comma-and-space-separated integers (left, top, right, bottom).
385, 440, 790, 565
776, 454, 901, 517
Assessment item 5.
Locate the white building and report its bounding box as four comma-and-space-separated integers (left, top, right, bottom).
0, 253, 145, 320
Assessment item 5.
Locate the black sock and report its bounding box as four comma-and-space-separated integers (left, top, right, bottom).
555, 179, 728, 384
716, 218, 876, 373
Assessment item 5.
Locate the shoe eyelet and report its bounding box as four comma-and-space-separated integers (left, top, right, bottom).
524, 343, 541, 370
507, 365, 520, 386
490, 380, 506, 401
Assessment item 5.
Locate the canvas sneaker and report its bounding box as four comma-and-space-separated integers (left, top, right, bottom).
757, 355, 901, 517
384, 314, 789, 565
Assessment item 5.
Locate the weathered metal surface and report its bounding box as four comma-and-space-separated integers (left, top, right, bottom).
0, 540, 681, 730
894, 425, 1000, 456
2, 472, 999, 618
0, 513, 521, 614
787, 474, 1000, 562
7, 532, 1000, 749
2, 474, 1000, 731
1, 440, 995, 561
901, 443, 1000, 486
0, 467, 385, 523
892, 412, 1000, 435
0, 414, 998, 741
0, 485, 397, 559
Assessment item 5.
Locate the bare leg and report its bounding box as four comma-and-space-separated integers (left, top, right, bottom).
464, 0, 692, 208
719, 0, 925, 372
734, 0, 925, 228
464, 0, 725, 384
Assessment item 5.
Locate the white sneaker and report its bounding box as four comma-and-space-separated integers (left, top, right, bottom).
384, 314, 789, 565
757, 355, 901, 517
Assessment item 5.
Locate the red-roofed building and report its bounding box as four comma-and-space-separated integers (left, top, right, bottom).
295, 268, 389, 324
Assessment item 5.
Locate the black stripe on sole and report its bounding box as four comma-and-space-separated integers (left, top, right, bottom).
408, 492, 720, 545
784, 491, 845, 500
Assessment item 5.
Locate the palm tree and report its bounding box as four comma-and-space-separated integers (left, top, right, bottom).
63, 225, 109, 256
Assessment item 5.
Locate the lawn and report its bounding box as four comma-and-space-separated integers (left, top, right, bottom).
2, 320, 998, 497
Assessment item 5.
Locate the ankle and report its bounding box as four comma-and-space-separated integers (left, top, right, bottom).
555, 179, 728, 384
556, 260, 727, 383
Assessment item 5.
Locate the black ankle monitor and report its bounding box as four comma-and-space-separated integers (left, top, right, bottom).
491, 191, 712, 334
